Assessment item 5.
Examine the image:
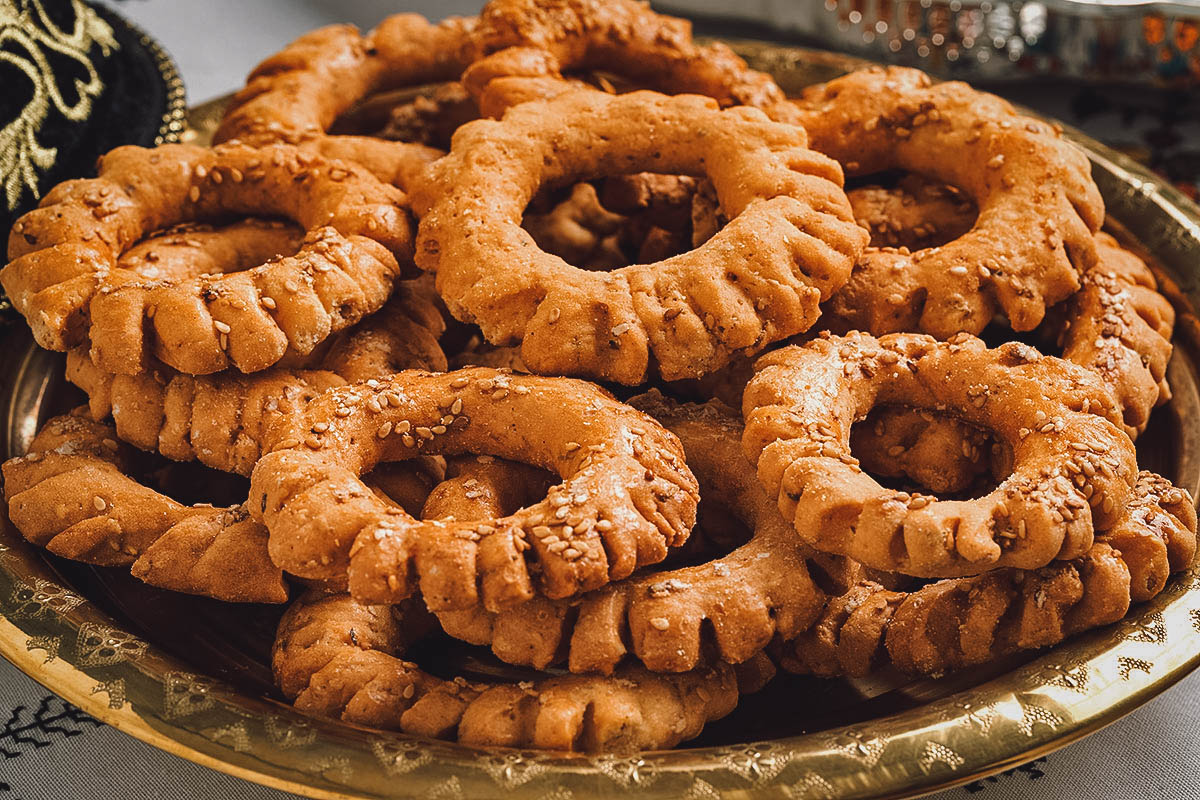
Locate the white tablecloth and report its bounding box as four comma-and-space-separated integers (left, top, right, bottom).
1, 2, 1196, 797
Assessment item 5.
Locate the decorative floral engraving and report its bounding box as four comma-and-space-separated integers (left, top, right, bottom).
75, 623, 146, 666
8, 578, 82, 618
370, 738, 433, 776
89, 678, 124, 709
480, 751, 549, 790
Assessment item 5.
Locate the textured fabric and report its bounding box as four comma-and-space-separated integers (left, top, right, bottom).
0, 1, 180, 236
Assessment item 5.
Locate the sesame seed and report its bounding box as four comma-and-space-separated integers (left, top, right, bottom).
93, 497, 106, 511
649, 618, 670, 631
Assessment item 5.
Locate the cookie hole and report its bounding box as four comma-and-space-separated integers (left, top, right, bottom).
845, 171, 978, 250
332, 83, 480, 149
117, 218, 305, 282
522, 172, 725, 271
849, 404, 1007, 501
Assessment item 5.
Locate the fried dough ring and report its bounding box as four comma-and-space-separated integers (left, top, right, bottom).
742, 332, 1138, 577
212, 15, 472, 188
2, 414, 287, 603
412, 88, 867, 384
832, 229, 1175, 440
248, 368, 700, 611
797, 67, 1104, 336
66, 284, 447, 476
273, 591, 753, 751
1054, 232, 1175, 434
467, 0, 800, 122
4, 142, 414, 376
435, 392, 827, 674
785, 471, 1196, 676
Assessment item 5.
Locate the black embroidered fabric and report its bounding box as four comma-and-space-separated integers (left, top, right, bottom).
0, 0, 184, 236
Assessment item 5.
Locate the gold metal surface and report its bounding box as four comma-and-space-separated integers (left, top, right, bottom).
1, 44, 1200, 800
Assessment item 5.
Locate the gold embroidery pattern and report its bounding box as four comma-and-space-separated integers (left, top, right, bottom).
0, 0, 117, 212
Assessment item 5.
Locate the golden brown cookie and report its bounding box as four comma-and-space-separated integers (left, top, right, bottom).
798, 67, 1104, 337
468, 0, 799, 122
742, 332, 1137, 576
435, 391, 829, 674
248, 368, 699, 610
412, 87, 866, 383
66, 284, 446, 476
785, 471, 1196, 676
273, 591, 753, 750
4, 142, 414, 376
2, 413, 287, 603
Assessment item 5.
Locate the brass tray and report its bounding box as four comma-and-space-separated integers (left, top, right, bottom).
3, 44, 1200, 800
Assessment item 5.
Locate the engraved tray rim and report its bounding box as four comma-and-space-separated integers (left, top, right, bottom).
2, 43, 1200, 800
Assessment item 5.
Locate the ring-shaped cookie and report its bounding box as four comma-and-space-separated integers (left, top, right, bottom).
66, 284, 447, 476
248, 367, 700, 611
412, 88, 867, 383
437, 391, 828, 674
468, 0, 799, 122
434, 393, 835, 676
4, 142, 414, 376
213, 14, 471, 189
797, 66, 1104, 337
1055, 232, 1175, 434
742, 332, 1138, 577
2, 414, 287, 603
273, 591, 752, 750
785, 470, 1196, 676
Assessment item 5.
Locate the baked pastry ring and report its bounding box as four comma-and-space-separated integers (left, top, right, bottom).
248, 368, 699, 610
4, 142, 413, 376
467, 0, 800, 122
66, 284, 446, 476
212, 15, 469, 188
272, 590, 756, 750
742, 332, 1138, 577
412, 87, 867, 383
1054, 232, 1175, 434
797, 66, 1104, 337
785, 470, 1196, 676
2, 413, 287, 603
434, 391, 828, 674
